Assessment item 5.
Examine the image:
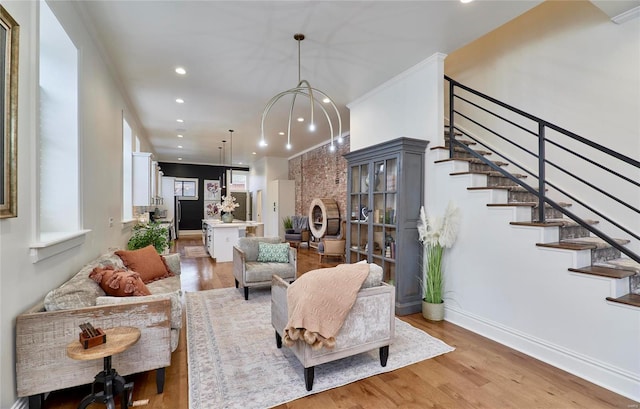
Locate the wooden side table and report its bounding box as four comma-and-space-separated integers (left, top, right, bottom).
66, 326, 141, 409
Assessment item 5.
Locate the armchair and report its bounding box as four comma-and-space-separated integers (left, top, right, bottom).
284, 215, 310, 248
233, 237, 297, 300
271, 263, 395, 391
318, 220, 346, 262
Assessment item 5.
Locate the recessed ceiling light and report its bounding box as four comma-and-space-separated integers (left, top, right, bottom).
178, 157, 183, 161
297, 117, 304, 122
176, 119, 184, 123
178, 145, 183, 148
322, 97, 330, 103
176, 98, 184, 104
460, 0, 473, 3
177, 134, 183, 138
278, 132, 285, 136
175, 67, 186, 75
252, 152, 256, 155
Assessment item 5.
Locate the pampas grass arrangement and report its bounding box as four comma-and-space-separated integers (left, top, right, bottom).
417, 201, 461, 304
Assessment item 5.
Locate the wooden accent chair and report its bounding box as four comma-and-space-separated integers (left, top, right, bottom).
318, 220, 346, 262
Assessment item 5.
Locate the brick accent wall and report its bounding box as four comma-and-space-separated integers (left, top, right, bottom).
289, 136, 350, 226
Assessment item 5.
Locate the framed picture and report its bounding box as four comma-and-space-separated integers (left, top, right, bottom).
204, 179, 221, 201
0, 5, 19, 219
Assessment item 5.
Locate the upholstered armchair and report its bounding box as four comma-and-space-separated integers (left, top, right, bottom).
233, 237, 297, 300
318, 220, 346, 262
271, 263, 395, 391
284, 215, 310, 248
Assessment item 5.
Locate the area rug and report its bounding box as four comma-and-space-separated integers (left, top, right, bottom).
184, 246, 209, 258
186, 287, 455, 409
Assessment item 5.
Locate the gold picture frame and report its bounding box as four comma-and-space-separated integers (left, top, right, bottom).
0, 5, 18, 219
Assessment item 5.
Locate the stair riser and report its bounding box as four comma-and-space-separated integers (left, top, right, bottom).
488, 175, 521, 187
452, 151, 480, 160
559, 226, 591, 240
508, 191, 539, 203
591, 247, 621, 264
531, 207, 564, 221
631, 275, 640, 295
469, 162, 503, 173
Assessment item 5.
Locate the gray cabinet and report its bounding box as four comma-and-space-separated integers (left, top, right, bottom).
345, 137, 428, 315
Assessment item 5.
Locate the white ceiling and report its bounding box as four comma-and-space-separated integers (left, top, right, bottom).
76, 0, 546, 166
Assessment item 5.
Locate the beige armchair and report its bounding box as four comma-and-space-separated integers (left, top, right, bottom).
318, 220, 346, 262
233, 237, 297, 300
270, 263, 395, 391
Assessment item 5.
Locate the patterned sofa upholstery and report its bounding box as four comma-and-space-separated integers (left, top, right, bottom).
233, 236, 297, 300
271, 263, 395, 390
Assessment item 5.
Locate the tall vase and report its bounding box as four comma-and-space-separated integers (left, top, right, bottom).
221, 213, 234, 223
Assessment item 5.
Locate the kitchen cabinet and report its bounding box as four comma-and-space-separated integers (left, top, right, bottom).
344, 137, 428, 315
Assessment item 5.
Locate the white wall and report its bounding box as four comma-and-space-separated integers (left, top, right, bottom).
348, 53, 445, 151
347, 0, 639, 400
0, 1, 153, 406
445, 0, 640, 251
249, 156, 289, 237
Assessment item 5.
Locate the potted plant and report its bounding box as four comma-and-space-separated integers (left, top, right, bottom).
282, 216, 294, 233
128, 221, 169, 254
417, 201, 460, 321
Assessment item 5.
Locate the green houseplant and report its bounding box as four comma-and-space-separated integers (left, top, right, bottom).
282, 216, 294, 233
417, 201, 460, 321
128, 221, 169, 254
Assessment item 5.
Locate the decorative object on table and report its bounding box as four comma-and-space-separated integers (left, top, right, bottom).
417, 201, 461, 321
127, 221, 169, 254
282, 215, 294, 233
79, 322, 106, 349
220, 195, 240, 223
258, 33, 342, 152
204, 179, 221, 201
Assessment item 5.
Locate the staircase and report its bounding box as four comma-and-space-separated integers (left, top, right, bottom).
433, 126, 640, 308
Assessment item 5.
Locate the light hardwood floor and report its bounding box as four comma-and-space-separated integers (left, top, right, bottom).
44, 236, 638, 408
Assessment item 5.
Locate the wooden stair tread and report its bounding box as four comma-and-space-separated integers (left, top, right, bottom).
488, 202, 571, 208
469, 186, 542, 192
510, 219, 598, 228
450, 171, 527, 178
568, 265, 636, 279
536, 242, 596, 251
563, 237, 631, 247
606, 294, 640, 308
435, 158, 508, 166
431, 146, 491, 155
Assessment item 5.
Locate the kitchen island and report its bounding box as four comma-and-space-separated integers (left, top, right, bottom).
202, 219, 264, 262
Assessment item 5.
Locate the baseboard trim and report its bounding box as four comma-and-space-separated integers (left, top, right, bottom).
445, 305, 640, 402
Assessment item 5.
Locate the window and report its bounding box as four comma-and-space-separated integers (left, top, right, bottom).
122, 116, 133, 221
31, 1, 87, 261
174, 178, 198, 200
229, 170, 249, 191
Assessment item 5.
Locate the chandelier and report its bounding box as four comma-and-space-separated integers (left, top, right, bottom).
259, 33, 342, 151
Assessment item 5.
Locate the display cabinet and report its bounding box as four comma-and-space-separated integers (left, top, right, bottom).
345, 137, 428, 315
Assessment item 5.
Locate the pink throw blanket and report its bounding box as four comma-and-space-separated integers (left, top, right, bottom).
283, 263, 369, 350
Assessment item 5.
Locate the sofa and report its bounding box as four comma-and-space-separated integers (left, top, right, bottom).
233, 236, 297, 300
15, 249, 182, 408
271, 263, 395, 391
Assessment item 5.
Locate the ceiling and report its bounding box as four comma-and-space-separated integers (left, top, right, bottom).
75, 0, 546, 166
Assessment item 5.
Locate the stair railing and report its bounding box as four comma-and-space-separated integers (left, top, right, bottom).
446, 75, 640, 264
